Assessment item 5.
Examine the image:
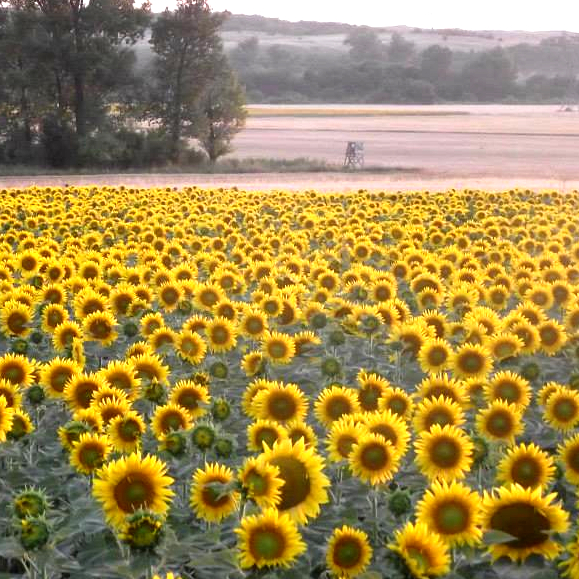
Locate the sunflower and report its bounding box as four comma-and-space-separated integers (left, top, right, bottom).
148, 327, 178, 352
414, 424, 473, 482
476, 401, 523, 444
238, 457, 283, 508
83, 311, 118, 346
0, 354, 35, 387
416, 480, 482, 547
0, 379, 21, 409
389, 322, 431, 357
496, 442, 555, 490
356, 370, 390, 412
130, 353, 169, 385
481, 484, 569, 562
241, 351, 265, 377
315, 386, 361, 427
194, 283, 225, 312
538, 381, 561, 407
235, 507, 305, 569
206, 317, 237, 353
251, 381, 308, 424
242, 379, 274, 418
349, 433, 400, 485
157, 281, 182, 312
238, 308, 268, 339
360, 410, 410, 457
73, 289, 109, 319
190, 462, 240, 523
92, 452, 174, 529
486, 333, 523, 361
151, 403, 192, 440
538, 320, 567, 355
140, 312, 165, 338
544, 386, 579, 431
326, 526, 372, 579
73, 407, 104, 433
285, 419, 318, 448
1, 300, 33, 337
107, 411, 146, 453
378, 387, 414, 421
415, 374, 467, 406
260, 438, 330, 524
8, 409, 34, 439
484, 371, 531, 409
558, 433, 579, 485
560, 530, 579, 579
40, 358, 81, 398
125, 341, 153, 360
175, 330, 207, 365
417, 338, 453, 374
52, 321, 83, 351
99, 361, 141, 401
169, 380, 210, 420
70, 432, 111, 475
328, 423, 367, 469
247, 419, 288, 452
293, 331, 321, 356
261, 331, 296, 365
389, 522, 450, 579
451, 343, 493, 380
64, 373, 107, 411
413, 396, 465, 432
94, 396, 132, 426
510, 320, 541, 355
0, 396, 15, 442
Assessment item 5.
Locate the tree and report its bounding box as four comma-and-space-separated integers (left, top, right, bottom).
13, 0, 151, 140
420, 44, 452, 83
461, 48, 517, 101
387, 32, 416, 64
149, 0, 225, 162
193, 59, 247, 163
344, 27, 383, 62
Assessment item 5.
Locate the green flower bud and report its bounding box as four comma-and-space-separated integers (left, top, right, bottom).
321, 357, 341, 377
13, 489, 49, 519
30, 331, 43, 345
26, 385, 45, 405
123, 322, 139, 337
161, 431, 187, 457
328, 330, 345, 346
20, 517, 49, 550
12, 339, 28, 355
215, 437, 233, 458
388, 489, 412, 517
521, 362, 540, 381
310, 312, 327, 329
210, 362, 228, 380
191, 424, 215, 451
212, 398, 231, 421
119, 511, 164, 551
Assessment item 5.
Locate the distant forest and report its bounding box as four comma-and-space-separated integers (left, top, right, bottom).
217, 14, 579, 104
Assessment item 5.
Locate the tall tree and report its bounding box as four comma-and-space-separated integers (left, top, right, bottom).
192, 58, 246, 163
12, 0, 150, 139
149, 0, 224, 162
344, 27, 383, 62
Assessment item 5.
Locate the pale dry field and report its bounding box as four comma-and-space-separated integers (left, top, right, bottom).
234, 104, 579, 180
2, 105, 579, 191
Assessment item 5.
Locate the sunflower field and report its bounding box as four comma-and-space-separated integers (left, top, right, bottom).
2, 186, 579, 579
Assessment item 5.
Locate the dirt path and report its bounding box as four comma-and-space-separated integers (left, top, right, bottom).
1, 172, 578, 192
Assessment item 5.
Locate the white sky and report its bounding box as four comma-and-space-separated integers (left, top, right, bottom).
151, 0, 579, 33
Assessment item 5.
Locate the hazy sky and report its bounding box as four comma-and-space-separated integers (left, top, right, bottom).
152, 1, 579, 32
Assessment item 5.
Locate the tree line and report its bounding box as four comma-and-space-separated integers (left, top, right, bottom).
0, 0, 246, 168
228, 28, 579, 104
